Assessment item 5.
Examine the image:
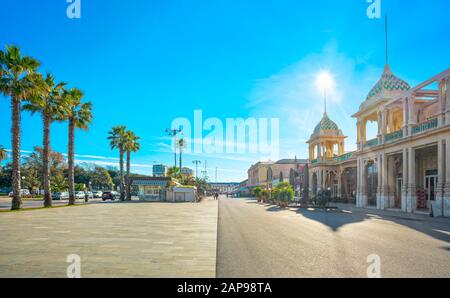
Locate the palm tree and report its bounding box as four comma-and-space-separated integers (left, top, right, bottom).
178, 137, 186, 171
62, 88, 93, 205
23, 73, 66, 208
0, 145, 7, 172
108, 126, 127, 201
123, 131, 140, 200
0, 45, 40, 210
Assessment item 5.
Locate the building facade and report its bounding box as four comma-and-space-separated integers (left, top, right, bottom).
208, 182, 240, 194
247, 158, 309, 196
306, 65, 450, 217
152, 164, 168, 177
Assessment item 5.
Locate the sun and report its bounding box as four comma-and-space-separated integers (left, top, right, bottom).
315, 71, 334, 92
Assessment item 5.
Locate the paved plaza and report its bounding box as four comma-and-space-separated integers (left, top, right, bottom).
0, 199, 218, 278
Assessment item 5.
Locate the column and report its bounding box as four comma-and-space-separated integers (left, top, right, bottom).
408, 97, 417, 136
435, 138, 445, 217
401, 148, 408, 212
402, 98, 409, 136
407, 147, 416, 213
376, 156, 381, 208
444, 136, 450, 217
380, 153, 388, 210
356, 158, 361, 207
445, 77, 450, 125
337, 169, 342, 200
360, 160, 367, 208
377, 111, 383, 144
388, 109, 393, 133
357, 121, 361, 150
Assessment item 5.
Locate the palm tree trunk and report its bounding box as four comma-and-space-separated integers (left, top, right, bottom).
68, 118, 75, 205
126, 151, 131, 200
120, 149, 125, 201
179, 147, 182, 171
43, 113, 52, 208
11, 96, 22, 210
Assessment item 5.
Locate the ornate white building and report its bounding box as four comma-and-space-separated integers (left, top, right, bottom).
307, 64, 450, 217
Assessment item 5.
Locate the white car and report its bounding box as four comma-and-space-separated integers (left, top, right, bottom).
8, 189, 31, 197
75, 191, 86, 199
53, 192, 69, 200
93, 191, 103, 198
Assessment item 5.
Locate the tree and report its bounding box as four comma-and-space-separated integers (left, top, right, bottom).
273, 182, 294, 208
0, 45, 40, 210
51, 173, 68, 193
178, 137, 186, 170
107, 125, 127, 201
22, 167, 41, 195
62, 88, 93, 205
167, 166, 181, 179
23, 73, 66, 207
23, 146, 66, 179
91, 167, 114, 190
123, 130, 140, 200
252, 186, 263, 202
0, 145, 7, 172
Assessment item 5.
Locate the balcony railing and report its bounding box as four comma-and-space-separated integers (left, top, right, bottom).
334, 152, 354, 162
385, 130, 403, 143
412, 117, 438, 135
364, 138, 379, 148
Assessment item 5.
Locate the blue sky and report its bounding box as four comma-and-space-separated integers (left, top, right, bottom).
1, 0, 449, 182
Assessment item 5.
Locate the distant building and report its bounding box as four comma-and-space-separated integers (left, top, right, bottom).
208, 182, 240, 194
247, 158, 309, 196
130, 176, 197, 202
236, 180, 251, 197
181, 167, 194, 176
153, 164, 168, 177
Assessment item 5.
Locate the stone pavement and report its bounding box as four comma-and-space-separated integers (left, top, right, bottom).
0, 198, 218, 277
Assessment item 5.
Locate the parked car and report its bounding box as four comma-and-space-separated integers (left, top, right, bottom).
75, 191, 86, 199
8, 189, 31, 197
85, 191, 94, 200
102, 191, 120, 201
53, 192, 69, 200
93, 191, 103, 198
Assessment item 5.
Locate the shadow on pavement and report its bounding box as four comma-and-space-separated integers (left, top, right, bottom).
247, 199, 450, 245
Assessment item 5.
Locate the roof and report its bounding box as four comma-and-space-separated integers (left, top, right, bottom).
310, 113, 344, 140
275, 159, 308, 164
131, 176, 171, 187
360, 64, 410, 111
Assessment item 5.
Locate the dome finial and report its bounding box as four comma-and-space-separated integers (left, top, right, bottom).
385, 14, 389, 67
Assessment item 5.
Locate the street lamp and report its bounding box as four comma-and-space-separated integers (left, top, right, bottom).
165, 127, 182, 168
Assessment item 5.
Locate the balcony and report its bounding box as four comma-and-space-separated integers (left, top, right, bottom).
334, 152, 354, 162
364, 138, 379, 148
412, 118, 438, 135
385, 130, 403, 143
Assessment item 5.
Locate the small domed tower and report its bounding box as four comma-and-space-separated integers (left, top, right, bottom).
308, 112, 346, 162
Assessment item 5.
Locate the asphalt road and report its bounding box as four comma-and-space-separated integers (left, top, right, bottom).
216, 198, 450, 278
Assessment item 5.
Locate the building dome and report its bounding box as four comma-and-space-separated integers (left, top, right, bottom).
360, 64, 410, 110
311, 112, 344, 139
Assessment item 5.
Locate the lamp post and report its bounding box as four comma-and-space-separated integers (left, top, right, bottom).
192, 160, 201, 179
165, 127, 182, 168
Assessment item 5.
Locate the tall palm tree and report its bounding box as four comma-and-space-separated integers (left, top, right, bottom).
108, 126, 127, 201
0, 145, 7, 172
0, 45, 40, 210
124, 131, 140, 200
178, 137, 186, 171
23, 73, 66, 208
63, 88, 93, 205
